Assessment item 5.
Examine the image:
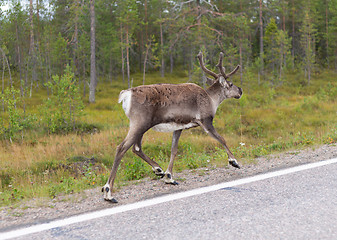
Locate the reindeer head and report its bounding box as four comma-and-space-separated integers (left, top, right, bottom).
197, 51, 243, 100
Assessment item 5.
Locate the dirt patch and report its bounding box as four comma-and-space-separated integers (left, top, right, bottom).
63, 156, 104, 176
1, 144, 336, 232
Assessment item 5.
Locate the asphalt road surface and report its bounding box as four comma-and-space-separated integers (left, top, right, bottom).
2, 158, 337, 240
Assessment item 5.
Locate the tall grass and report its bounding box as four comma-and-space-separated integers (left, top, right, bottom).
1, 70, 337, 206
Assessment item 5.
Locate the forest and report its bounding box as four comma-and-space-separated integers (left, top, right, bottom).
0, 0, 336, 97
0, 0, 337, 205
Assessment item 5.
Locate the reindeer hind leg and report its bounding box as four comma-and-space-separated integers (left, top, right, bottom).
103, 129, 142, 203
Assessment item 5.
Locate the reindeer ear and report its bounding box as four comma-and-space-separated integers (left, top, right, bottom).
206, 77, 215, 86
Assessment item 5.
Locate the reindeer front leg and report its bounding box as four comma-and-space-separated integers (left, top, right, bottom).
102, 143, 124, 203
164, 129, 182, 185
198, 119, 240, 169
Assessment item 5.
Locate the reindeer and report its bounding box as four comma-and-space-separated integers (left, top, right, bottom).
102, 51, 243, 202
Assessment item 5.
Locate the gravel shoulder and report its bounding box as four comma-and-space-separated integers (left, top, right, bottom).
1, 144, 337, 232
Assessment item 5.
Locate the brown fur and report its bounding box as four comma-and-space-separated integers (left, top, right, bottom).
128, 83, 213, 127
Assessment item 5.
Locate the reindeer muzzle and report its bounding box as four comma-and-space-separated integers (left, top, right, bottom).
234, 87, 243, 99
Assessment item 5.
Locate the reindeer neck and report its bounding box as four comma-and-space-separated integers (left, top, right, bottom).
206, 81, 225, 108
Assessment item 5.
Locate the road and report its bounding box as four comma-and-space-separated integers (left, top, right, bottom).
2, 158, 337, 240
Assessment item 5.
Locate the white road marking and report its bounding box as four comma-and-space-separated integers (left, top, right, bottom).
2, 157, 337, 240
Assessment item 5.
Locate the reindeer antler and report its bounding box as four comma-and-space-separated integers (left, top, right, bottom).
227, 65, 240, 78
216, 52, 240, 79
216, 52, 226, 77
197, 51, 218, 79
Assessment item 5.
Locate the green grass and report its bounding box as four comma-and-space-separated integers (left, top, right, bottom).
1, 70, 337, 207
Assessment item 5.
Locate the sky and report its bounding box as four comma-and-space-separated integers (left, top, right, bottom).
1, 3, 9, 12
1, 0, 26, 12
1, 0, 52, 17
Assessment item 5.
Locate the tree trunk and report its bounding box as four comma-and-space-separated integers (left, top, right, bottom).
144, 0, 148, 42
291, 0, 295, 69
29, 0, 37, 89
1, 57, 4, 112
160, 12, 164, 77
44, 54, 49, 96
143, 0, 148, 73
83, 56, 86, 98
36, 0, 40, 45
239, 42, 243, 85
89, 0, 96, 103
170, 50, 173, 73
126, 19, 131, 88
143, 41, 151, 85
138, 31, 142, 72
326, 1, 329, 68
279, 41, 283, 82
73, 0, 80, 78
308, 35, 311, 85
15, 19, 23, 97
282, 0, 286, 32
109, 52, 113, 83
259, 0, 264, 75
120, 22, 125, 84
1, 49, 14, 106
189, 48, 193, 83
282, 1, 287, 68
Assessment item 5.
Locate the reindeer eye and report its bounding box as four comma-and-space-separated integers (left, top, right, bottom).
228, 82, 233, 87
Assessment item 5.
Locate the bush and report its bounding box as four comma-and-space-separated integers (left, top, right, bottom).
0, 87, 36, 141
41, 65, 84, 134
48, 177, 75, 198
124, 158, 148, 181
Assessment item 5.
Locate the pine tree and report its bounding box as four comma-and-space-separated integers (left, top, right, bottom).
300, 7, 316, 84
264, 18, 291, 84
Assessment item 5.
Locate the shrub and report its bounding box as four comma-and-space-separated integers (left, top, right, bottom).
48, 177, 75, 198
41, 65, 84, 134
124, 158, 148, 181
0, 87, 36, 141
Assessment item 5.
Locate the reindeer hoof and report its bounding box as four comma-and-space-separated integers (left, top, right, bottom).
229, 158, 240, 169
152, 167, 165, 178
164, 173, 179, 185
104, 198, 118, 203
166, 180, 179, 185
102, 184, 118, 203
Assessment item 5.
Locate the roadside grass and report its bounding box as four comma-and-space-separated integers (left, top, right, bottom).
1, 70, 337, 207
